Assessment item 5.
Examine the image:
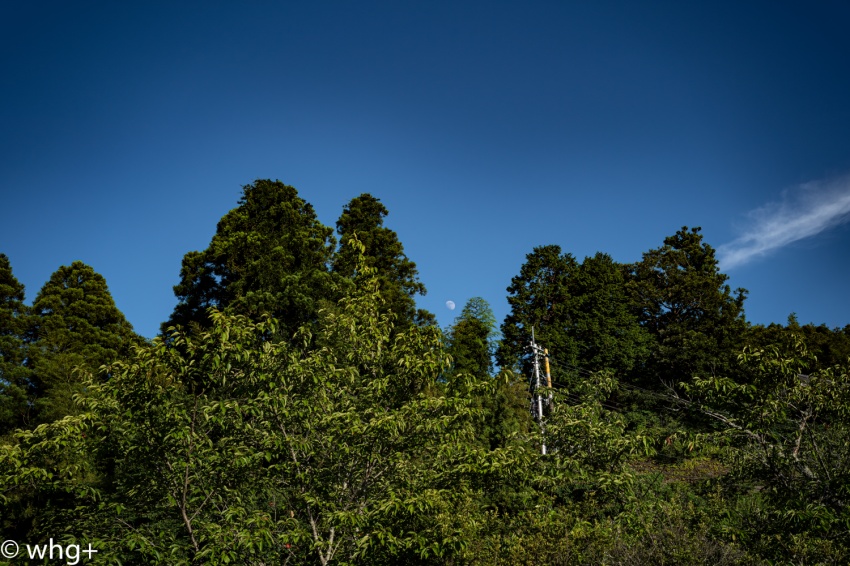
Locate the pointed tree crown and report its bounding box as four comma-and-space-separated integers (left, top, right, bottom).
165, 180, 339, 336
30, 261, 137, 365
0, 253, 27, 340
0, 253, 31, 433
333, 193, 427, 325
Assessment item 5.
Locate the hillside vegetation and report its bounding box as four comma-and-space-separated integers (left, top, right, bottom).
2, 180, 849, 564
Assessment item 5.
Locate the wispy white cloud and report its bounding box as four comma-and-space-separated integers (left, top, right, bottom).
717, 176, 850, 270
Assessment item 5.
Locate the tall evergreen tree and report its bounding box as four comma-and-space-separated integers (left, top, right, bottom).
445, 297, 497, 384
333, 193, 432, 326
0, 254, 31, 434
569, 252, 652, 376
446, 297, 529, 449
165, 180, 340, 337
27, 261, 138, 425
497, 245, 579, 386
628, 226, 748, 388
498, 247, 649, 389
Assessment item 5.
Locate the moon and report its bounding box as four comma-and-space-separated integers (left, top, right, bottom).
446, 300, 456, 310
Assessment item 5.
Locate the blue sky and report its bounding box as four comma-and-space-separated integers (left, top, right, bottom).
2, 1, 850, 338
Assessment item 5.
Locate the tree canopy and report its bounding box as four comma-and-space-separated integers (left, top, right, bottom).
165, 179, 340, 338
0, 254, 30, 434
498, 247, 651, 389
445, 297, 529, 450
497, 245, 579, 385
333, 193, 430, 327
4, 186, 850, 565
2, 254, 522, 564
628, 226, 748, 389
445, 297, 497, 382
26, 261, 138, 426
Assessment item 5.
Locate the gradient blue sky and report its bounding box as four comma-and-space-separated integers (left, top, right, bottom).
2, 1, 850, 338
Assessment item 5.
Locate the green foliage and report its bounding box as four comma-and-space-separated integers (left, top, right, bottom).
687, 336, 850, 563
547, 371, 642, 476
7, 194, 850, 565
445, 298, 531, 450
498, 245, 578, 383
456, 297, 499, 343
605, 482, 750, 566
165, 179, 341, 338
628, 226, 747, 389
0, 253, 31, 434
26, 261, 139, 426
445, 297, 497, 382
2, 253, 523, 564
333, 193, 431, 327
467, 370, 753, 565
498, 247, 650, 389
568, 253, 652, 376
747, 314, 850, 374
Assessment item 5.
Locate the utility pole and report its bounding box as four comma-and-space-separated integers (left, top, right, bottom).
544, 348, 552, 407
530, 328, 547, 455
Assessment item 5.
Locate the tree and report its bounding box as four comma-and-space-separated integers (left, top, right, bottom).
2, 251, 521, 564
0, 254, 31, 434
333, 193, 431, 326
445, 298, 530, 450
445, 297, 497, 382
628, 226, 747, 389
26, 261, 138, 425
747, 314, 850, 374
164, 179, 340, 338
567, 253, 652, 376
497, 245, 580, 387
687, 336, 850, 563
498, 247, 650, 390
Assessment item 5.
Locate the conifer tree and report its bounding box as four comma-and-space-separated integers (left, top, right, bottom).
446, 297, 529, 449
27, 261, 138, 425
0, 254, 31, 434
569, 252, 651, 375
165, 180, 340, 338
446, 298, 496, 385
497, 245, 579, 385
498, 247, 651, 389
628, 226, 747, 388
333, 193, 432, 326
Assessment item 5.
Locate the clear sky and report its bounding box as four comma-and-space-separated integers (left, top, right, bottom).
2, 1, 850, 338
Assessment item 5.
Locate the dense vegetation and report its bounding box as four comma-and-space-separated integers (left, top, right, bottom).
2, 180, 849, 564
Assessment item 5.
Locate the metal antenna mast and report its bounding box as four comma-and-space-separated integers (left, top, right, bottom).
530, 328, 547, 455
544, 348, 552, 407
